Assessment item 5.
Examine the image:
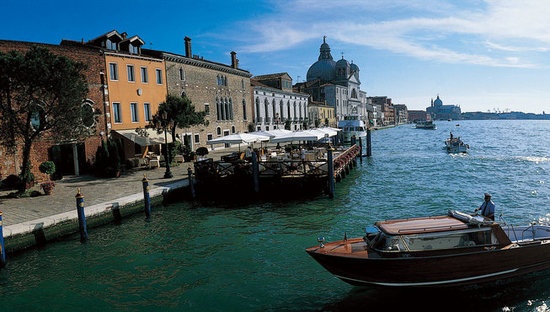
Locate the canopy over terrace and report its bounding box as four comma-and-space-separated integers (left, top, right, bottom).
269, 130, 325, 143
207, 133, 270, 151
113, 129, 173, 146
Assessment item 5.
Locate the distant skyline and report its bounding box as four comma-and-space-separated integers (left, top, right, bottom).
2, 0, 550, 113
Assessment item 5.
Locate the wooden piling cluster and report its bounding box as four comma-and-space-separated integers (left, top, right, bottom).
193, 145, 361, 199
333, 145, 360, 182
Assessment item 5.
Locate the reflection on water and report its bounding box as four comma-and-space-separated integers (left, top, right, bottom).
1, 120, 550, 311
323, 273, 550, 312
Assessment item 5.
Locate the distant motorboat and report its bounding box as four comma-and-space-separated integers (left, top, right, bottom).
338, 114, 367, 145
445, 132, 469, 153
415, 120, 436, 129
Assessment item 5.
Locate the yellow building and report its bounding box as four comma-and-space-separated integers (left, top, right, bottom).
86, 30, 168, 158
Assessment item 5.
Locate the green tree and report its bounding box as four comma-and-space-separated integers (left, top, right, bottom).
150, 94, 208, 142
0, 46, 89, 191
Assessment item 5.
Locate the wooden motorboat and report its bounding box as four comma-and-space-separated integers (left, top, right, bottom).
306, 210, 550, 288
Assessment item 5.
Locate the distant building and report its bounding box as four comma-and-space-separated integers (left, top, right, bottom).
408, 110, 429, 123
295, 37, 371, 125
426, 95, 461, 120
251, 73, 309, 131
308, 100, 336, 128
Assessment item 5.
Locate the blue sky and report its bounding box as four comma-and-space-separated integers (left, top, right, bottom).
3, 0, 550, 113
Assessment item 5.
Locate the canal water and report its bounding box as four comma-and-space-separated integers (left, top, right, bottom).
1, 120, 550, 311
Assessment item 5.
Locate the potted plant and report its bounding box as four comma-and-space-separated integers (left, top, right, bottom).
39, 161, 57, 195
195, 147, 209, 161
40, 181, 55, 195
39, 161, 56, 179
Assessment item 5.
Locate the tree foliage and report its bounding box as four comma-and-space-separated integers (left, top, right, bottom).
150, 94, 208, 141
0, 46, 90, 189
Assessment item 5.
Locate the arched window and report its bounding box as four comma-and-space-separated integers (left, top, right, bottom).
255, 97, 261, 122
81, 100, 96, 128
242, 99, 247, 120
351, 89, 357, 99
272, 99, 277, 122
179, 67, 185, 81
264, 98, 269, 119
216, 127, 222, 135
224, 97, 230, 120
216, 97, 222, 121
231, 125, 236, 133
228, 98, 233, 120
287, 100, 291, 120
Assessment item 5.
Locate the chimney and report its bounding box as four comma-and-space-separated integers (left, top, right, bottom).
184, 36, 192, 58
231, 51, 238, 69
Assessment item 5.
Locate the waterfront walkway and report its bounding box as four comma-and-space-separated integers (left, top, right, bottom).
0, 147, 242, 230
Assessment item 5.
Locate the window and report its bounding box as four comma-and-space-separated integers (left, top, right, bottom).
141, 67, 148, 83
81, 101, 95, 128
204, 103, 210, 115
106, 39, 117, 50
109, 63, 118, 80
130, 45, 139, 54
112, 102, 121, 123
242, 99, 247, 120
130, 103, 138, 122
156, 69, 163, 84
179, 67, 185, 80
217, 74, 227, 86
194, 134, 200, 144
207, 134, 213, 141
127, 65, 135, 82
144, 103, 151, 121
216, 127, 221, 135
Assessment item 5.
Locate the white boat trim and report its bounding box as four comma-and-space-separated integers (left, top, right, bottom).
336, 268, 518, 287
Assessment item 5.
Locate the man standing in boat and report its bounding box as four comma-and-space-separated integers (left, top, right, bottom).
475, 193, 495, 220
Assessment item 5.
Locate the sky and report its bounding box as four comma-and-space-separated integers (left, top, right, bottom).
2, 0, 550, 114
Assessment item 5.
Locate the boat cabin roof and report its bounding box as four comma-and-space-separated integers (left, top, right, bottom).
375, 215, 469, 235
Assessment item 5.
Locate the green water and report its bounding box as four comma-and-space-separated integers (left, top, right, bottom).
1, 120, 550, 311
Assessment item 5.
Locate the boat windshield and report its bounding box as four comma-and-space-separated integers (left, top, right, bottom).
371, 228, 498, 252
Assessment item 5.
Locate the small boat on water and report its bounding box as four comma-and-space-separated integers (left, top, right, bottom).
338, 114, 367, 145
306, 210, 550, 288
415, 120, 436, 129
445, 133, 469, 153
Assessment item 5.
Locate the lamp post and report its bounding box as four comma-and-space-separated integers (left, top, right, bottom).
161, 111, 173, 178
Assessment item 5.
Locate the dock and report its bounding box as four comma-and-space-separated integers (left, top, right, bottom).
193, 144, 361, 199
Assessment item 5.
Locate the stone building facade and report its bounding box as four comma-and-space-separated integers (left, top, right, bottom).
251, 73, 309, 131
154, 37, 253, 151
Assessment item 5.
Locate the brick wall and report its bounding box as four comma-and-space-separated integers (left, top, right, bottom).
0, 40, 106, 180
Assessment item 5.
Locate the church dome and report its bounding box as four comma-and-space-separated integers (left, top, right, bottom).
434, 95, 443, 106
306, 37, 336, 82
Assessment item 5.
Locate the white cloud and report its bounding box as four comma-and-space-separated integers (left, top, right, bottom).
238, 0, 550, 68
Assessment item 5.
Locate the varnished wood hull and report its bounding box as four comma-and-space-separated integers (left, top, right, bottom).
306, 238, 550, 288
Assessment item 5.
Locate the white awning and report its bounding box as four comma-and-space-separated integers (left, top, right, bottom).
113, 129, 173, 146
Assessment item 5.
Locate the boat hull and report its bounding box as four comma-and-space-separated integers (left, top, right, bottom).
306, 238, 550, 288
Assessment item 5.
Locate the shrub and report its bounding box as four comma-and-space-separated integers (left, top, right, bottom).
39, 161, 56, 175
2, 174, 20, 190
